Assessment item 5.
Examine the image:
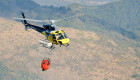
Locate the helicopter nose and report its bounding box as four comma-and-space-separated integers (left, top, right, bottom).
62, 38, 69, 44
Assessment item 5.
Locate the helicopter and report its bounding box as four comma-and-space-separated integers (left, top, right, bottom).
14, 12, 75, 49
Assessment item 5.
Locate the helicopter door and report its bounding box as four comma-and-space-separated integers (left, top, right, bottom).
51, 34, 57, 43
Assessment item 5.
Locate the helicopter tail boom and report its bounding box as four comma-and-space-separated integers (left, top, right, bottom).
21, 12, 27, 24
20, 12, 31, 31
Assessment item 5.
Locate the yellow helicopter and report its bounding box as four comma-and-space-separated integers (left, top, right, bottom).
14, 12, 74, 49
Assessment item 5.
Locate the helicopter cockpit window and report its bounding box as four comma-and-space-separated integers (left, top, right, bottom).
52, 34, 56, 39
61, 30, 68, 38
57, 33, 64, 40
63, 32, 68, 38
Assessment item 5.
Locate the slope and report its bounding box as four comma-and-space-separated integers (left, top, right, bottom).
54, 0, 140, 41
0, 0, 73, 19
32, 0, 119, 6
0, 0, 140, 41
0, 18, 140, 80
84, 0, 140, 41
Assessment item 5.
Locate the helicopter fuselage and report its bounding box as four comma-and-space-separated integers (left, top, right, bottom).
26, 23, 69, 46
47, 30, 69, 45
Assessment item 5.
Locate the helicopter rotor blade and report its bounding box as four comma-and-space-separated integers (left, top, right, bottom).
48, 15, 79, 24
55, 15, 78, 23
14, 14, 79, 24
13, 17, 49, 23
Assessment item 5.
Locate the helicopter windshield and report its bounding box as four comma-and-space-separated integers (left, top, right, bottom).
63, 32, 68, 38
57, 33, 64, 40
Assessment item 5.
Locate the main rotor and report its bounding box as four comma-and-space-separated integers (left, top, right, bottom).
14, 14, 77, 25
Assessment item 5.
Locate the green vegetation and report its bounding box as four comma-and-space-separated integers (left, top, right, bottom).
81, 0, 140, 41
0, 61, 9, 79
131, 74, 140, 80
0, 0, 72, 19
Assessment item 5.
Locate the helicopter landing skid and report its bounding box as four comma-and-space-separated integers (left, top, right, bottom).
65, 43, 69, 47
49, 45, 55, 50
43, 44, 55, 50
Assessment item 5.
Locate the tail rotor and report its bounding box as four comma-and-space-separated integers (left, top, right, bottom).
21, 12, 27, 24
20, 12, 30, 31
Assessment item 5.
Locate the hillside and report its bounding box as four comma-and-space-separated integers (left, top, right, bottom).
0, 0, 39, 18
32, 0, 119, 6
0, 18, 140, 80
81, 0, 140, 41
52, 0, 140, 41
0, 0, 73, 19
0, 0, 140, 41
